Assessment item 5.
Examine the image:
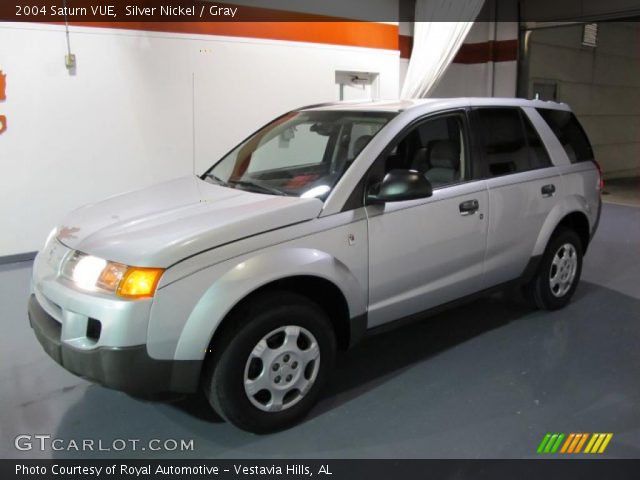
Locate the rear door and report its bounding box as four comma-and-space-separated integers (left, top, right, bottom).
469, 107, 561, 286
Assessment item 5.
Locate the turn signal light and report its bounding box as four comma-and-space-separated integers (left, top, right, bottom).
117, 268, 164, 298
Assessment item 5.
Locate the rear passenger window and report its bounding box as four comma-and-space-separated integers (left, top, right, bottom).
536, 109, 594, 163
474, 107, 551, 177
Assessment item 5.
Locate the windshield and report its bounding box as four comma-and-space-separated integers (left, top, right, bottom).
203, 110, 396, 200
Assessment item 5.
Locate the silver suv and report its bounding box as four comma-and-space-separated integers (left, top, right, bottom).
29, 98, 601, 432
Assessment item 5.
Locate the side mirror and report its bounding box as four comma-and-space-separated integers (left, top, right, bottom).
367, 169, 433, 204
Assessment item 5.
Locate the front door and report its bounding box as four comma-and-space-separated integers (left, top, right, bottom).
365, 111, 489, 328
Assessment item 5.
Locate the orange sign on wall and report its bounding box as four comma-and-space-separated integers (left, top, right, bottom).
0, 70, 6, 135
0, 70, 6, 101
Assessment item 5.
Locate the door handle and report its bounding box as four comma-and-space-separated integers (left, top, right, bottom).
459, 199, 479, 215
541, 184, 556, 197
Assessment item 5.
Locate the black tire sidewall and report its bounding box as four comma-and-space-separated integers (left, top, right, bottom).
205, 291, 336, 433
534, 229, 583, 310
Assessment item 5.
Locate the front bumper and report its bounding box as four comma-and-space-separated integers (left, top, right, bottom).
28, 294, 201, 394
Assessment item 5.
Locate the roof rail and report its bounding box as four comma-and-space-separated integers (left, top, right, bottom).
296, 101, 341, 110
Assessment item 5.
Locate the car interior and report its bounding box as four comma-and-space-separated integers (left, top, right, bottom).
367, 114, 467, 192
477, 108, 531, 176
238, 117, 389, 198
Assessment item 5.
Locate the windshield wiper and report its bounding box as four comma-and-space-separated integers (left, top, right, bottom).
203, 173, 231, 187
228, 179, 288, 196
204, 173, 288, 196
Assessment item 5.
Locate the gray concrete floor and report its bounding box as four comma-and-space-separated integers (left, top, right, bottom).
1, 203, 639, 459
603, 176, 640, 208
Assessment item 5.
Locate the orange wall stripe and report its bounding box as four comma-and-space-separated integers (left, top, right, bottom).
454, 39, 518, 64
399, 34, 412, 59
58, 21, 399, 51
0, 70, 6, 101
0, 70, 6, 135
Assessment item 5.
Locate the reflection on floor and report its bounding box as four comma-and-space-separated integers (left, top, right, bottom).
1, 204, 639, 459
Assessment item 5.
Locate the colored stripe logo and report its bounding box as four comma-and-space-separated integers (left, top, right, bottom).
537, 433, 613, 454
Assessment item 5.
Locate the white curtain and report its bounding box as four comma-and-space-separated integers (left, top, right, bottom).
400, 0, 485, 99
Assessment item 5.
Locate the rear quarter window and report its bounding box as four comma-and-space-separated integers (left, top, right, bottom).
536, 109, 594, 163
522, 113, 552, 169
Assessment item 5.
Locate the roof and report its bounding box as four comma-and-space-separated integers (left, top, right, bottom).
302, 97, 571, 113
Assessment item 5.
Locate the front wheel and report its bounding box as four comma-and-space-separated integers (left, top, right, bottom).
202, 291, 336, 433
523, 227, 583, 310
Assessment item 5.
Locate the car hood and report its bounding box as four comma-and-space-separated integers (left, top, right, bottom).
56, 176, 323, 267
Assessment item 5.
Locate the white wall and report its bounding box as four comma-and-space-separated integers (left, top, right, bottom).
0, 23, 399, 256
429, 22, 517, 98
192, 36, 399, 172
429, 61, 517, 97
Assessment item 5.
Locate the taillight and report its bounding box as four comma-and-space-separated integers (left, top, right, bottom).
593, 160, 604, 192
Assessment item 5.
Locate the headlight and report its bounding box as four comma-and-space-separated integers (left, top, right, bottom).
61, 251, 164, 298
44, 227, 58, 248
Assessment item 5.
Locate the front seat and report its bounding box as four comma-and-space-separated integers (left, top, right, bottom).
410, 146, 430, 173
425, 140, 460, 186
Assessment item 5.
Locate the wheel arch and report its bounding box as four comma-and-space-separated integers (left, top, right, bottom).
554, 211, 590, 252
207, 275, 353, 354
166, 246, 366, 363
533, 203, 592, 257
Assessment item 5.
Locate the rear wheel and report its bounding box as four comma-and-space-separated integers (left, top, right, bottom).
523, 227, 583, 310
203, 291, 336, 433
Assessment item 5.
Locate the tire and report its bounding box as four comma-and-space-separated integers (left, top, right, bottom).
523, 227, 583, 310
202, 290, 336, 433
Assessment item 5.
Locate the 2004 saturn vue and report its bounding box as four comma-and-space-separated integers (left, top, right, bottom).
29, 98, 601, 432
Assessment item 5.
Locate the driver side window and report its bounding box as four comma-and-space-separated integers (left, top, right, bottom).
370, 112, 469, 190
